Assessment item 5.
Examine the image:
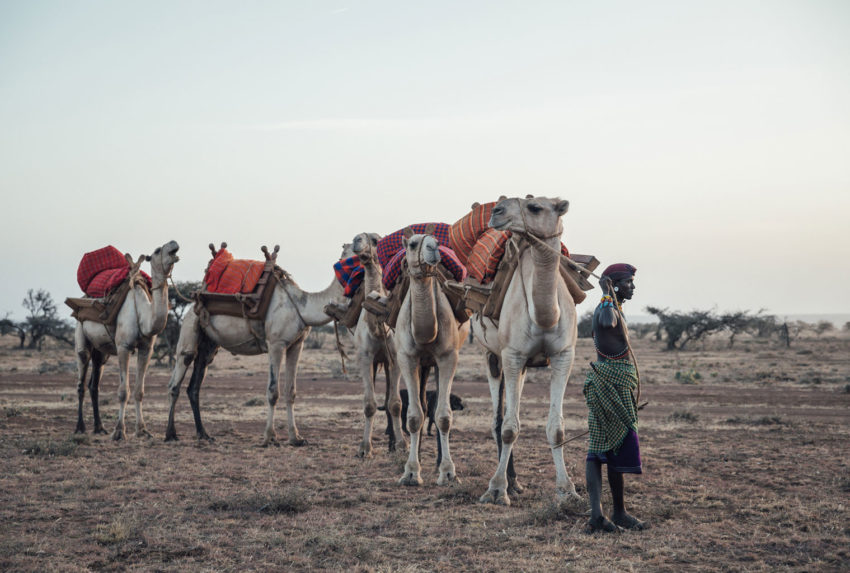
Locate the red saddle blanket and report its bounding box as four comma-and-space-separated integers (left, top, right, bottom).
77, 246, 151, 298
450, 202, 569, 284
204, 249, 265, 294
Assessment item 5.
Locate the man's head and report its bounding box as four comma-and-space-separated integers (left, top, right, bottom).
601, 263, 636, 301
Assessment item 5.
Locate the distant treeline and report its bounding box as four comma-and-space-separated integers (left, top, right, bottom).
577, 307, 845, 350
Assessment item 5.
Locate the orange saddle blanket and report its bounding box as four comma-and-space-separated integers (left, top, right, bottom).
203, 249, 265, 294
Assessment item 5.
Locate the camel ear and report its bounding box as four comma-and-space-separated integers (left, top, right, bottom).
402, 227, 414, 239
124, 253, 134, 265
498, 195, 507, 201
471, 202, 480, 209
525, 194, 534, 199
402, 236, 409, 249
369, 233, 381, 245
555, 199, 569, 215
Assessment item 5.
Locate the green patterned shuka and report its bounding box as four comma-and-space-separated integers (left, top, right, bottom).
583, 359, 639, 454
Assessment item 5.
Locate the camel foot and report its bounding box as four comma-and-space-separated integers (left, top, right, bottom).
260, 437, 281, 448
111, 428, 125, 442
479, 488, 511, 506
136, 428, 153, 439
164, 431, 179, 443
74, 424, 85, 434
437, 473, 460, 486
611, 512, 648, 530
197, 433, 215, 443
556, 485, 582, 504
585, 515, 622, 534
93, 426, 108, 435
357, 445, 372, 459
508, 478, 524, 496
399, 472, 423, 486
289, 437, 308, 447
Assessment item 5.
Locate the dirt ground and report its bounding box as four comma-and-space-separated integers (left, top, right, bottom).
0, 332, 848, 572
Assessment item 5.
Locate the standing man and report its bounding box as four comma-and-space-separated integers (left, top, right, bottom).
584, 263, 647, 533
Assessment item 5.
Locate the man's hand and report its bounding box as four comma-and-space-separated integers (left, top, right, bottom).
599, 276, 613, 296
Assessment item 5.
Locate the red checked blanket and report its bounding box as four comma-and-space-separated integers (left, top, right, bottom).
77, 245, 151, 298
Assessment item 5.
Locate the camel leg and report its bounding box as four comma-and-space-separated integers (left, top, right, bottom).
386, 354, 405, 453
89, 350, 108, 435
111, 343, 132, 441
398, 352, 424, 486
435, 352, 459, 485
262, 342, 284, 447
547, 349, 580, 502
74, 325, 90, 434
132, 339, 154, 438
357, 348, 377, 458
186, 332, 218, 442
281, 335, 307, 446
164, 313, 200, 441
479, 348, 524, 505
484, 353, 523, 497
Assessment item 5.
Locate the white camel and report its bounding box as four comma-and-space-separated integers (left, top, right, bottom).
473, 196, 581, 506
164, 243, 353, 445
395, 234, 470, 486
350, 232, 405, 457
73, 240, 180, 440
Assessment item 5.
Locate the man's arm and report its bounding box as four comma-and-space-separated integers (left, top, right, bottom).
597, 276, 620, 329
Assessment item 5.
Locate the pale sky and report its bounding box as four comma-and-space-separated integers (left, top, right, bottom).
1, 0, 849, 321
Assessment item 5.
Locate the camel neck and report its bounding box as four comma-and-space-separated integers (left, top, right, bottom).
284, 277, 345, 327
527, 238, 561, 329
361, 258, 385, 296
134, 271, 170, 337
409, 276, 438, 345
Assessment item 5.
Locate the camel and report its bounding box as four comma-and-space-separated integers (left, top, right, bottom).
395, 234, 470, 486
164, 242, 354, 445
472, 196, 581, 506
349, 232, 405, 457
73, 240, 180, 440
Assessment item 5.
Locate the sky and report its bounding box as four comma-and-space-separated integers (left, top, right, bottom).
1, 0, 849, 322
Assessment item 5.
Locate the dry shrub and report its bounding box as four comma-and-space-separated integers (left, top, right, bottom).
20, 438, 79, 457
669, 410, 699, 423
94, 511, 142, 545
724, 416, 786, 426
209, 486, 313, 515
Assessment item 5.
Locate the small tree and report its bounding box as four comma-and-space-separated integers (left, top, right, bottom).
646, 306, 725, 350
813, 320, 834, 338
0, 313, 27, 348
21, 289, 74, 349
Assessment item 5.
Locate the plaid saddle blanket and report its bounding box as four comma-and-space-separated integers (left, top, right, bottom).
450, 202, 570, 284
382, 245, 466, 291
333, 256, 365, 298
77, 245, 151, 298
204, 248, 265, 294
376, 222, 452, 268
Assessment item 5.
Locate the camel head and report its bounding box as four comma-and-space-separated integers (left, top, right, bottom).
352, 232, 381, 265
145, 240, 180, 281
489, 195, 569, 240
403, 234, 441, 279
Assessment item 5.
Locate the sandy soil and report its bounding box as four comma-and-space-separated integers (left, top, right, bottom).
0, 334, 848, 571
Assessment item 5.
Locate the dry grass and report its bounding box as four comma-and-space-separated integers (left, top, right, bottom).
0, 334, 848, 571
